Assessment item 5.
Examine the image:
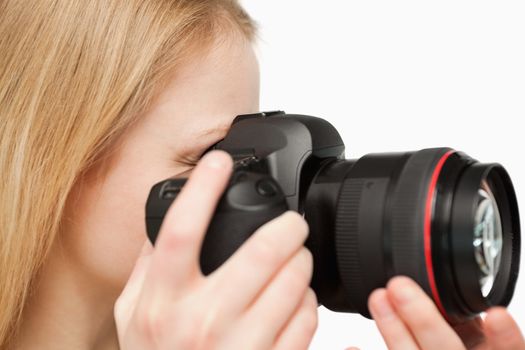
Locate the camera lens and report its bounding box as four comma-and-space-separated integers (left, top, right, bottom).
474, 180, 503, 297
303, 148, 520, 323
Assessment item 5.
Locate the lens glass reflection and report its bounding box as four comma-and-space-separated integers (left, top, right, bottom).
473, 179, 503, 297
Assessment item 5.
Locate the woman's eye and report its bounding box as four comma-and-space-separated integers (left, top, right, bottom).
179, 148, 212, 166
200, 143, 218, 157
175, 139, 222, 167
173, 153, 199, 167
195, 141, 221, 161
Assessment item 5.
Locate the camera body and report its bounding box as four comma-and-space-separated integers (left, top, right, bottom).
146, 110, 343, 278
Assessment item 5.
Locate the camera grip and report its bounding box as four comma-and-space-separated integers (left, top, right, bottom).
146, 171, 289, 276
200, 199, 288, 275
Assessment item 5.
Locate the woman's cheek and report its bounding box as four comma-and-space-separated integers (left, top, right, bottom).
61, 165, 149, 292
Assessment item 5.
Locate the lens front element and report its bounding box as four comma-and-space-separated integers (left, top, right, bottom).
474, 180, 503, 297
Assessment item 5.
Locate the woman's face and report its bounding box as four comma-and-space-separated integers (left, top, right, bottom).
61, 35, 260, 292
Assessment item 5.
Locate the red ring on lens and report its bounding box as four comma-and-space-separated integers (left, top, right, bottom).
424, 150, 455, 319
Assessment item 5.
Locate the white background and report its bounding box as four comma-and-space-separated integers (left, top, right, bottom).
241, 1, 525, 349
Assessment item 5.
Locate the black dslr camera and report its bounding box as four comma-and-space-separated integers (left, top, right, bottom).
146, 111, 521, 323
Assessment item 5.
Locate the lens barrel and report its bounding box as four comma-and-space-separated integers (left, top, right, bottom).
304, 148, 520, 322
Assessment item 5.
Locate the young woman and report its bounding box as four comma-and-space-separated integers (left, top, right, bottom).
0, 1, 523, 349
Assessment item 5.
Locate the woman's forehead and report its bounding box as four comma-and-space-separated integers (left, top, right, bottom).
144, 36, 259, 131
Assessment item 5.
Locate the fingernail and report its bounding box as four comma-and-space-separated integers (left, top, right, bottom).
370, 290, 394, 319
389, 277, 417, 305
486, 308, 512, 336
202, 151, 230, 169
489, 318, 507, 334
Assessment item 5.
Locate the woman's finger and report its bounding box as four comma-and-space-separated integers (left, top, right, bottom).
385, 276, 465, 350
238, 247, 313, 348
143, 150, 233, 298
114, 240, 154, 335
484, 307, 525, 350
272, 288, 318, 350
368, 288, 419, 350
206, 210, 309, 317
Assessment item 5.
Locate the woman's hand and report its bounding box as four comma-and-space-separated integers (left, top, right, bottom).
114, 150, 318, 349
360, 276, 525, 350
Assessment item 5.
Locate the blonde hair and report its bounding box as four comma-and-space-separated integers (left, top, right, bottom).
0, 0, 257, 346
